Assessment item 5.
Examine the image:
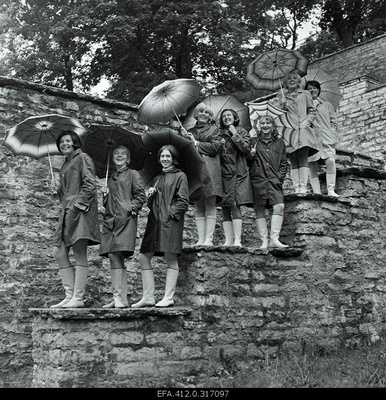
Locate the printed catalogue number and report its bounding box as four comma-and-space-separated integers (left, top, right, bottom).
157, 390, 230, 398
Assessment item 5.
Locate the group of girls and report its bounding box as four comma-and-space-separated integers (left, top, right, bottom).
48, 68, 339, 310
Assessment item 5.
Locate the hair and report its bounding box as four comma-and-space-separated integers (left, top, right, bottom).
305, 80, 321, 96
219, 109, 240, 128
158, 144, 180, 166
193, 102, 215, 123
113, 145, 131, 164
255, 115, 279, 140
283, 69, 303, 89
56, 130, 82, 153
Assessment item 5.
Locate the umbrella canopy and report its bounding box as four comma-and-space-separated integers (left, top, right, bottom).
302, 68, 342, 111
183, 94, 252, 131
2, 114, 88, 159
137, 78, 201, 125
245, 48, 309, 92
83, 124, 148, 181
140, 129, 208, 196
248, 100, 296, 141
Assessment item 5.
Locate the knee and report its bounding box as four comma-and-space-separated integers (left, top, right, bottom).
273, 203, 285, 215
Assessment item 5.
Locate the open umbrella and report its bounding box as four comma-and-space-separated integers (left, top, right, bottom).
302, 68, 342, 111
137, 78, 201, 126
183, 94, 252, 131
1, 114, 88, 179
140, 129, 208, 196
245, 48, 309, 93
83, 124, 148, 184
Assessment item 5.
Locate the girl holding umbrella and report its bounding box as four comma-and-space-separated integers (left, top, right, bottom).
273, 69, 319, 194
131, 145, 189, 308
218, 108, 253, 247
100, 145, 146, 308
50, 130, 100, 308
180, 102, 223, 246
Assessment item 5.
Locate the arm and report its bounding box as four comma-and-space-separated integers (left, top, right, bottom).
170, 172, 190, 221
230, 126, 251, 155
74, 153, 97, 212
195, 126, 224, 156
130, 170, 147, 214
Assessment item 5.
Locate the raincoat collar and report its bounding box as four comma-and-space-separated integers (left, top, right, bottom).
65, 148, 82, 162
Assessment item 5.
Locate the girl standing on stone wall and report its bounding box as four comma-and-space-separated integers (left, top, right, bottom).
100, 145, 146, 308
249, 116, 289, 249
305, 80, 340, 197
50, 130, 100, 308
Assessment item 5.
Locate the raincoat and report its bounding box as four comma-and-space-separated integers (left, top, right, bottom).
53, 149, 100, 247
308, 98, 338, 162
140, 167, 189, 256
218, 125, 253, 207
100, 167, 146, 257
188, 123, 223, 202
249, 135, 289, 206
274, 89, 319, 156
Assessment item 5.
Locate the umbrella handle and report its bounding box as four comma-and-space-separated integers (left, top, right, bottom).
173, 109, 184, 129
105, 150, 110, 186
47, 149, 55, 181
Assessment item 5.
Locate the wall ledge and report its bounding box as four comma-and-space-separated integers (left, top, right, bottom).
29, 306, 193, 320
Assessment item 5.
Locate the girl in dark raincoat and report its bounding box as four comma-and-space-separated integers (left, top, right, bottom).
131, 145, 189, 308
51, 130, 100, 308
218, 108, 253, 247
180, 102, 223, 246
249, 116, 289, 249
100, 145, 146, 308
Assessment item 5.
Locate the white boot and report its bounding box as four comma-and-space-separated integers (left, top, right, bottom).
131, 269, 155, 308
255, 218, 269, 249
155, 268, 179, 308
269, 215, 288, 248
232, 219, 242, 247
62, 266, 88, 308
103, 268, 129, 308
222, 221, 234, 246
291, 168, 300, 193
308, 162, 321, 194
327, 173, 339, 197
111, 269, 126, 308
195, 217, 206, 246
202, 216, 216, 246
50, 266, 75, 308
298, 167, 309, 194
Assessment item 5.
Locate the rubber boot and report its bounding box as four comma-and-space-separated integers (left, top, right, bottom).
111, 269, 126, 308
103, 268, 128, 308
62, 266, 88, 308
222, 221, 234, 246
202, 216, 216, 246
50, 266, 75, 308
255, 218, 269, 249
269, 214, 289, 248
195, 217, 206, 246
131, 269, 155, 308
327, 173, 339, 197
155, 268, 179, 308
298, 167, 309, 194
308, 162, 321, 194
291, 168, 300, 193
232, 219, 242, 247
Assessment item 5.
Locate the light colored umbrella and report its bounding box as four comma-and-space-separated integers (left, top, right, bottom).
302, 68, 342, 111
245, 48, 309, 93
137, 78, 201, 126
183, 94, 252, 131
1, 114, 88, 179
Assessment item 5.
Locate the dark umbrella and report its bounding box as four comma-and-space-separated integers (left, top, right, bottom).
83, 124, 148, 183
140, 129, 208, 196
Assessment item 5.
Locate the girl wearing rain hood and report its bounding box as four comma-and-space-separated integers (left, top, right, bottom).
131, 145, 189, 308
180, 102, 223, 247
100, 145, 146, 308
50, 130, 100, 308
249, 115, 289, 249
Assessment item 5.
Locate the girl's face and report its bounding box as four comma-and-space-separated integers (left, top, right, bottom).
59, 134, 75, 156
159, 149, 173, 169
196, 107, 211, 124
221, 111, 235, 127
307, 84, 320, 100
286, 73, 299, 90
260, 117, 274, 136
113, 148, 129, 169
